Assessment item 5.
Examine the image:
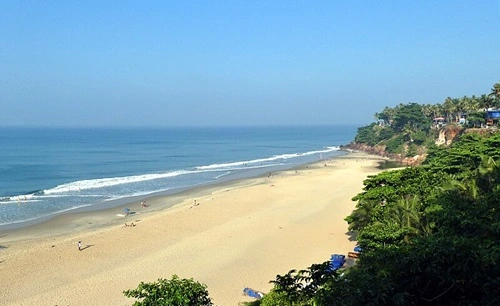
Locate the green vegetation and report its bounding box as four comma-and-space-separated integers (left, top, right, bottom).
248, 121, 500, 306
376, 160, 401, 170
353, 82, 500, 159
124, 275, 212, 306
243, 82, 500, 305
354, 123, 379, 146
124, 82, 500, 305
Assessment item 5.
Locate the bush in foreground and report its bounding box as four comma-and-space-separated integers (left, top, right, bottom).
124, 274, 212, 306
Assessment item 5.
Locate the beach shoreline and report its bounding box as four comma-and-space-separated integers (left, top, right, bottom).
0, 149, 350, 234
0, 150, 363, 242
0, 151, 386, 306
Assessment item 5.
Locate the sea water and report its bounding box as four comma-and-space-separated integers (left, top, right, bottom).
0, 125, 357, 229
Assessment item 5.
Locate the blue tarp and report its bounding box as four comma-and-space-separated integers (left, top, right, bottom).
243, 287, 264, 299
329, 254, 345, 272
487, 111, 500, 119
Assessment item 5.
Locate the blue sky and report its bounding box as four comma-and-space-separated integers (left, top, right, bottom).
1, 1, 499, 127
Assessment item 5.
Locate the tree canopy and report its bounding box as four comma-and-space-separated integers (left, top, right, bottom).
352, 81, 500, 159
124, 275, 213, 306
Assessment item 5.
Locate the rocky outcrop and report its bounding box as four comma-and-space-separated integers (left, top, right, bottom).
400, 153, 427, 166
343, 142, 389, 157
436, 125, 464, 146
345, 125, 498, 167
343, 143, 426, 166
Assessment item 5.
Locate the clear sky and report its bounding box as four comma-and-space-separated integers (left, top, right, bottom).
1, 1, 499, 127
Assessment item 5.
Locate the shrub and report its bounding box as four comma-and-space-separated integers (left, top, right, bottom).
355, 124, 379, 146
412, 129, 429, 145
406, 143, 419, 157
378, 126, 396, 140
385, 135, 405, 153
124, 275, 212, 306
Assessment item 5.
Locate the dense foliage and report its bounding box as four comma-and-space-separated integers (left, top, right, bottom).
124, 275, 212, 306
249, 133, 500, 306
353, 82, 500, 157
424, 133, 500, 176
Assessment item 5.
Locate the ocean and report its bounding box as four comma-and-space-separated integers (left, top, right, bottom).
0, 125, 357, 229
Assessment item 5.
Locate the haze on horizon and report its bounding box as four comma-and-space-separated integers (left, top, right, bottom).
1, 1, 499, 128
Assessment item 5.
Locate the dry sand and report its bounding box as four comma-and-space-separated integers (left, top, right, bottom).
0, 152, 385, 306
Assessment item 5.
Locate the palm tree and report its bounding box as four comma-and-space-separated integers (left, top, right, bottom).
478, 156, 498, 174
422, 104, 433, 119
478, 94, 495, 110
444, 175, 480, 200
486, 82, 500, 110
381, 106, 396, 125
402, 123, 414, 142
477, 156, 500, 192
443, 97, 455, 123
347, 199, 381, 232
466, 95, 480, 113
452, 98, 462, 122
489, 82, 500, 100
386, 196, 426, 241
432, 103, 444, 119
440, 156, 499, 200
400, 197, 421, 228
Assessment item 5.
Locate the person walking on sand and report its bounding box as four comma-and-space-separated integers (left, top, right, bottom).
78, 241, 82, 251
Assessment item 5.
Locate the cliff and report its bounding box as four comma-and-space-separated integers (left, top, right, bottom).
344, 125, 468, 166
343, 142, 426, 166
435, 125, 464, 146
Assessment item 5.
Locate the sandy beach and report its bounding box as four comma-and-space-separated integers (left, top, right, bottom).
0, 151, 385, 306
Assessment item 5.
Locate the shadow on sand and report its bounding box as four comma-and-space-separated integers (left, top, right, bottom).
80, 244, 94, 251
346, 231, 357, 242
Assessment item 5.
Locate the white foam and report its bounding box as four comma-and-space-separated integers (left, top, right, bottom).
214, 171, 231, 179
0, 194, 42, 205
43, 170, 196, 195
0, 192, 104, 205
4, 146, 341, 202
196, 146, 340, 170
0, 199, 43, 205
